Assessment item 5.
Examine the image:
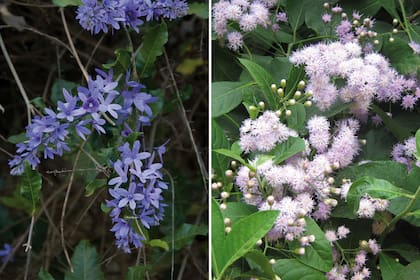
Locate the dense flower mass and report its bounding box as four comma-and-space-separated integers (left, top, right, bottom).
106, 140, 167, 252
236, 112, 361, 241
392, 136, 420, 170
76, 0, 188, 34
290, 41, 419, 119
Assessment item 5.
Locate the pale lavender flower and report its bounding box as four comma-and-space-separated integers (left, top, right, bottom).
322, 13, 332, 23
227, 31, 243, 51
276, 12, 287, 23
401, 95, 418, 110
408, 41, 420, 54
367, 239, 381, 255
357, 197, 375, 218
325, 230, 338, 243
307, 116, 330, 153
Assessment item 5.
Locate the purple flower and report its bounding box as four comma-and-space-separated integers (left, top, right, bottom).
276, 12, 287, 23
408, 41, 420, 54
75, 120, 91, 140
108, 160, 129, 187
119, 140, 151, 167
56, 89, 84, 122
113, 183, 144, 210
98, 92, 122, 119
0, 243, 13, 263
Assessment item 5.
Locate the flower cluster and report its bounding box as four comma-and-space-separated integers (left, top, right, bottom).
357, 194, 389, 218
9, 69, 155, 176
76, 0, 188, 34
391, 136, 420, 170
106, 140, 167, 252
212, 0, 277, 51
290, 41, 419, 119
235, 113, 361, 242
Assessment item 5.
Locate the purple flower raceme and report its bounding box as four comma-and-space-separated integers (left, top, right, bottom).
106, 140, 168, 252
76, 0, 188, 34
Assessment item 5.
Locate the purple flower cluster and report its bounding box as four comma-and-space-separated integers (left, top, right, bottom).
392, 136, 420, 170
9, 69, 155, 176
106, 140, 167, 252
76, 0, 188, 34
235, 112, 361, 242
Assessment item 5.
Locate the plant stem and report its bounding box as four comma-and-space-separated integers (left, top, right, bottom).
399, 0, 413, 41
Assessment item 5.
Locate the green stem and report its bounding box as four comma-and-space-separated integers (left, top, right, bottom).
399, 0, 413, 41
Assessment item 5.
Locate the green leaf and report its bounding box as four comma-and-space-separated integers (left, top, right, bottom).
187, 2, 208, 19
273, 259, 327, 280
20, 164, 42, 215
103, 48, 131, 73
379, 0, 400, 20
212, 81, 253, 117
341, 0, 382, 16
371, 105, 411, 141
38, 268, 55, 280
51, 79, 78, 105
84, 179, 107, 197
212, 120, 230, 178
238, 58, 277, 110
212, 198, 225, 278
396, 259, 420, 280
304, 0, 338, 35
7, 133, 26, 144
148, 239, 169, 251
286, 0, 305, 32
65, 240, 103, 280
245, 250, 276, 279
287, 103, 306, 130
164, 223, 208, 250
221, 202, 258, 225
0, 187, 32, 214
137, 22, 168, 77
380, 253, 404, 280
415, 129, 420, 159
387, 244, 420, 262
290, 217, 333, 272
213, 149, 248, 168
271, 137, 306, 164
382, 37, 420, 77
126, 265, 151, 280
220, 210, 279, 278
52, 0, 82, 7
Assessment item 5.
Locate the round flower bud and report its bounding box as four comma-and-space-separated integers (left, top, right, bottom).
287, 218, 295, 226
373, 39, 379, 45
297, 81, 305, 89
353, 20, 359, 26
225, 226, 231, 234
308, 235, 315, 242
267, 195, 275, 205
297, 209, 307, 217
288, 99, 296, 106
231, 161, 237, 168
225, 169, 233, 177
272, 124, 278, 130
300, 236, 309, 244
244, 193, 252, 200
332, 162, 340, 169
221, 192, 229, 199
327, 177, 335, 184
367, 31, 374, 37
392, 18, 398, 25
341, 12, 347, 18
224, 217, 231, 226
392, 28, 398, 34
306, 90, 313, 96
373, 32, 378, 37
217, 182, 223, 188
220, 203, 227, 210
269, 259, 276, 265
248, 105, 257, 111
247, 180, 255, 187
363, 18, 370, 26
275, 276, 282, 280
211, 183, 219, 190
256, 239, 263, 246
275, 110, 282, 117
324, 164, 332, 174
294, 90, 302, 99
389, 37, 394, 43
277, 88, 284, 97
271, 84, 277, 92
296, 218, 306, 226
359, 240, 369, 249
258, 101, 265, 109
285, 110, 292, 117
331, 187, 341, 195
326, 198, 338, 207
323, 2, 329, 9
360, 31, 366, 37
304, 100, 312, 107
295, 247, 305, 255
280, 79, 287, 87
322, 187, 331, 195
359, 139, 367, 145
249, 171, 256, 177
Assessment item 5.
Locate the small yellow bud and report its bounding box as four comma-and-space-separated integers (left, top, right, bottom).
389, 37, 394, 43
285, 109, 292, 117
271, 84, 277, 92
280, 79, 287, 87
353, 20, 359, 26
392, 28, 398, 34
373, 39, 379, 45
297, 80, 305, 89
392, 18, 398, 25
258, 101, 265, 109
304, 100, 312, 107
294, 90, 302, 99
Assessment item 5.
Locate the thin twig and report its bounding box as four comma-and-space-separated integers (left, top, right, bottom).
59, 8, 89, 81
23, 215, 35, 280
85, 34, 105, 71
60, 141, 86, 272
162, 48, 208, 191
0, 32, 33, 124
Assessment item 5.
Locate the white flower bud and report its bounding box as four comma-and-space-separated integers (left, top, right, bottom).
221, 191, 229, 199
269, 259, 276, 265
297, 80, 305, 89
296, 218, 306, 226
341, 12, 347, 18
217, 182, 223, 188
373, 39, 379, 45
224, 217, 231, 226
289, 99, 296, 106
353, 20, 359, 26
304, 100, 312, 107
244, 193, 252, 200
248, 105, 257, 111
308, 235, 315, 242
359, 139, 367, 145
300, 236, 309, 244
258, 101, 265, 109
360, 31, 366, 37
327, 177, 335, 184
267, 195, 275, 205
389, 37, 394, 43
211, 183, 219, 190
287, 218, 295, 226
277, 88, 284, 97
323, 2, 330, 9
294, 90, 302, 98
295, 247, 305, 255
225, 226, 231, 233
275, 110, 282, 117
322, 187, 331, 195
332, 162, 340, 169
392, 28, 398, 34
220, 203, 227, 210
256, 239, 263, 246
392, 18, 398, 25
247, 180, 255, 187
280, 79, 287, 87
271, 84, 277, 92
231, 161, 237, 168
285, 110, 292, 117
225, 169, 233, 177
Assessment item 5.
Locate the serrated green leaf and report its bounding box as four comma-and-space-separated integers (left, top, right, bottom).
220, 210, 279, 278
212, 81, 253, 117
84, 179, 107, 197
65, 240, 103, 280
380, 253, 405, 280
289, 217, 333, 272
287, 103, 306, 130
38, 268, 55, 280
272, 137, 306, 164
52, 0, 82, 7
137, 22, 168, 77
273, 259, 326, 280
238, 58, 277, 110
148, 239, 169, 251
20, 164, 42, 215
221, 202, 257, 225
